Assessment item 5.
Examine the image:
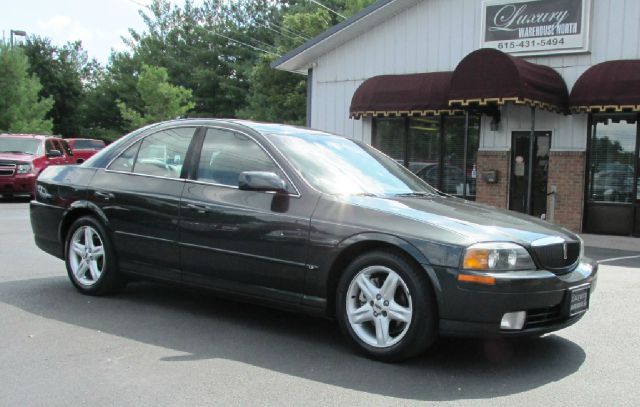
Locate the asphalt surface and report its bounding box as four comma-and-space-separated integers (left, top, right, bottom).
1, 197, 639, 406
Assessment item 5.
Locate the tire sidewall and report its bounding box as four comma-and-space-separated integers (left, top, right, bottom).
336, 250, 436, 361
65, 216, 118, 294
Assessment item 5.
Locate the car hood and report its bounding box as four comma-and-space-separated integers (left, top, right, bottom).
339, 194, 578, 246
0, 152, 34, 162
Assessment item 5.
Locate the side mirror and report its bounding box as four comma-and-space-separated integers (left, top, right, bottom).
47, 150, 63, 158
239, 171, 287, 193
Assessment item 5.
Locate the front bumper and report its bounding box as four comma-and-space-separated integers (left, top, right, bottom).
436, 258, 598, 338
0, 173, 36, 196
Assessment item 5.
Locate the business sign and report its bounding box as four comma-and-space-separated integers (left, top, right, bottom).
481, 0, 591, 55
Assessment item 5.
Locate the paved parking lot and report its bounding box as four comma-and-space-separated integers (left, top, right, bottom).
1, 197, 639, 406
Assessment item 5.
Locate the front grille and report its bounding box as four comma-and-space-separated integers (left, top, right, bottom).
524, 305, 563, 329
0, 163, 16, 176
532, 241, 580, 273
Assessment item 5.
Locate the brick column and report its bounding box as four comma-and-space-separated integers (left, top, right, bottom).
547, 151, 586, 233
476, 150, 510, 209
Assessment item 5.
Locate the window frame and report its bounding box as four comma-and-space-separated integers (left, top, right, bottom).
585, 112, 639, 206
105, 125, 200, 180
186, 126, 302, 198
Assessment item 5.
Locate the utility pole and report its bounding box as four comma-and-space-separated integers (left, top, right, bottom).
10, 29, 27, 47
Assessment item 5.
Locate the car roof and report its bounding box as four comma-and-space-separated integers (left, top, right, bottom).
157, 118, 340, 139
0, 133, 51, 140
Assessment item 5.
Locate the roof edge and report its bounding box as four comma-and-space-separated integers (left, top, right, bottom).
271, 0, 402, 72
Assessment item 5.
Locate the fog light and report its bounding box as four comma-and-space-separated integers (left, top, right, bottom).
500, 311, 526, 330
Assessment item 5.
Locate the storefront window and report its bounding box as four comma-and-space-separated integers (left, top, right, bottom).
373, 114, 479, 200
407, 117, 440, 178
588, 114, 638, 203
443, 116, 480, 198
372, 118, 405, 163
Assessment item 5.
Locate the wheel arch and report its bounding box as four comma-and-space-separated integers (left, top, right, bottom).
59, 201, 110, 249
325, 233, 441, 317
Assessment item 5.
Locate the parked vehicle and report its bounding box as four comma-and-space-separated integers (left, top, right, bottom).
66, 138, 106, 164
0, 134, 76, 198
30, 120, 597, 361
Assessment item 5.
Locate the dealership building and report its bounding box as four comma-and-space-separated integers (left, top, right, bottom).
273, 0, 640, 236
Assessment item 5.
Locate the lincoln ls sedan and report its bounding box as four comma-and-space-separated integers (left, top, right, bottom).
30, 119, 597, 361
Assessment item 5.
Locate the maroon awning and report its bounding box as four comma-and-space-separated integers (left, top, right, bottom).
570, 60, 640, 113
350, 72, 459, 119
448, 48, 568, 113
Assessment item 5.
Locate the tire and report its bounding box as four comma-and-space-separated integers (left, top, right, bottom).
64, 216, 125, 295
336, 250, 437, 362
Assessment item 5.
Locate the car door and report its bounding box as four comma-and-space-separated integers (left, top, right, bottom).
179, 126, 316, 300
45, 139, 67, 166
90, 126, 199, 281
58, 139, 76, 164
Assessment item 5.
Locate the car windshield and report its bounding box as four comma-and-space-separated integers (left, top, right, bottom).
266, 130, 437, 196
0, 137, 41, 155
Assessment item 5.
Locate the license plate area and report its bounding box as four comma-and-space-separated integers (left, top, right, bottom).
565, 285, 590, 317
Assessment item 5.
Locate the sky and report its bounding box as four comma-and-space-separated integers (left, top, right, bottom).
0, 0, 162, 64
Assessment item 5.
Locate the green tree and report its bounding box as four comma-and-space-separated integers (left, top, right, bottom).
239, 0, 376, 124
0, 43, 53, 134
118, 64, 195, 130
23, 36, 90, 136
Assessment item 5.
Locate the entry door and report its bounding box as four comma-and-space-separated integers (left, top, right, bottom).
509, 131, 551, 217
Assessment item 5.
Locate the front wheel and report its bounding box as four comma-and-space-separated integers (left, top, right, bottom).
336, 250, 437, 362
65, 216, 125, 295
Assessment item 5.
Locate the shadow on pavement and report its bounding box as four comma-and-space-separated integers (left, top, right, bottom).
0, 276, 586, 401
0, 195, 31, 203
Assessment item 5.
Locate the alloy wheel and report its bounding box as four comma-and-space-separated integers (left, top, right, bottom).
68, 225, 106, 287
345, 265, 413, 348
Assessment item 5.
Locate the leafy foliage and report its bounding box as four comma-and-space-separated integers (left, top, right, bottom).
22, 37, 91, 136
118, 64, 195, 130
0, 43, 53, 134
0, 0, 376, 139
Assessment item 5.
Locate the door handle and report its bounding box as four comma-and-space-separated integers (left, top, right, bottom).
185, 203, 208, 213
95, 191, 115, 200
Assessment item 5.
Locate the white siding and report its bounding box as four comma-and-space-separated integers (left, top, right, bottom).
308, 0, 640, 151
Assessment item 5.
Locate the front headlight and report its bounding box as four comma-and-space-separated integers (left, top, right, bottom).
16, 164, 33, 174
462, 242, 536, 271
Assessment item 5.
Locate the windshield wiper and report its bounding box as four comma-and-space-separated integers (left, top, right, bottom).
393, 192, 433, 197
0, 150, 32, 155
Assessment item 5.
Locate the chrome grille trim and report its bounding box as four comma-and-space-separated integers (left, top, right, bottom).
0, 163, 16, 177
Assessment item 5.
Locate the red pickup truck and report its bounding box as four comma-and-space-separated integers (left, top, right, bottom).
0, 134, 76, 198
65, 138, 106, 163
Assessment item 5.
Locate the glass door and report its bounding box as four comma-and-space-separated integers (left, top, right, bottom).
584, 114, 638, 235
509, 131, 551, 217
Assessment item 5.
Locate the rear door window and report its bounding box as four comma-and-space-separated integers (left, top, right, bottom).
133, 127, 196, 178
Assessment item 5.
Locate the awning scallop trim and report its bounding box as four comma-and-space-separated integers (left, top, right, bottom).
350, 72, 462, 119
448, 48, 569, 113
570, 60, 640, 113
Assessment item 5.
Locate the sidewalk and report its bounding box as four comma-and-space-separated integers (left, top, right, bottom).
580, 234, 640, 253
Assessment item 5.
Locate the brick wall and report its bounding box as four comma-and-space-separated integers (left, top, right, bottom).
476, 150, 510, 209
547, 151, 586, 233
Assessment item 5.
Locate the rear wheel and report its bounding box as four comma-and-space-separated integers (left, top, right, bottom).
65, 216, 125, 295
336, 250, 437, 362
